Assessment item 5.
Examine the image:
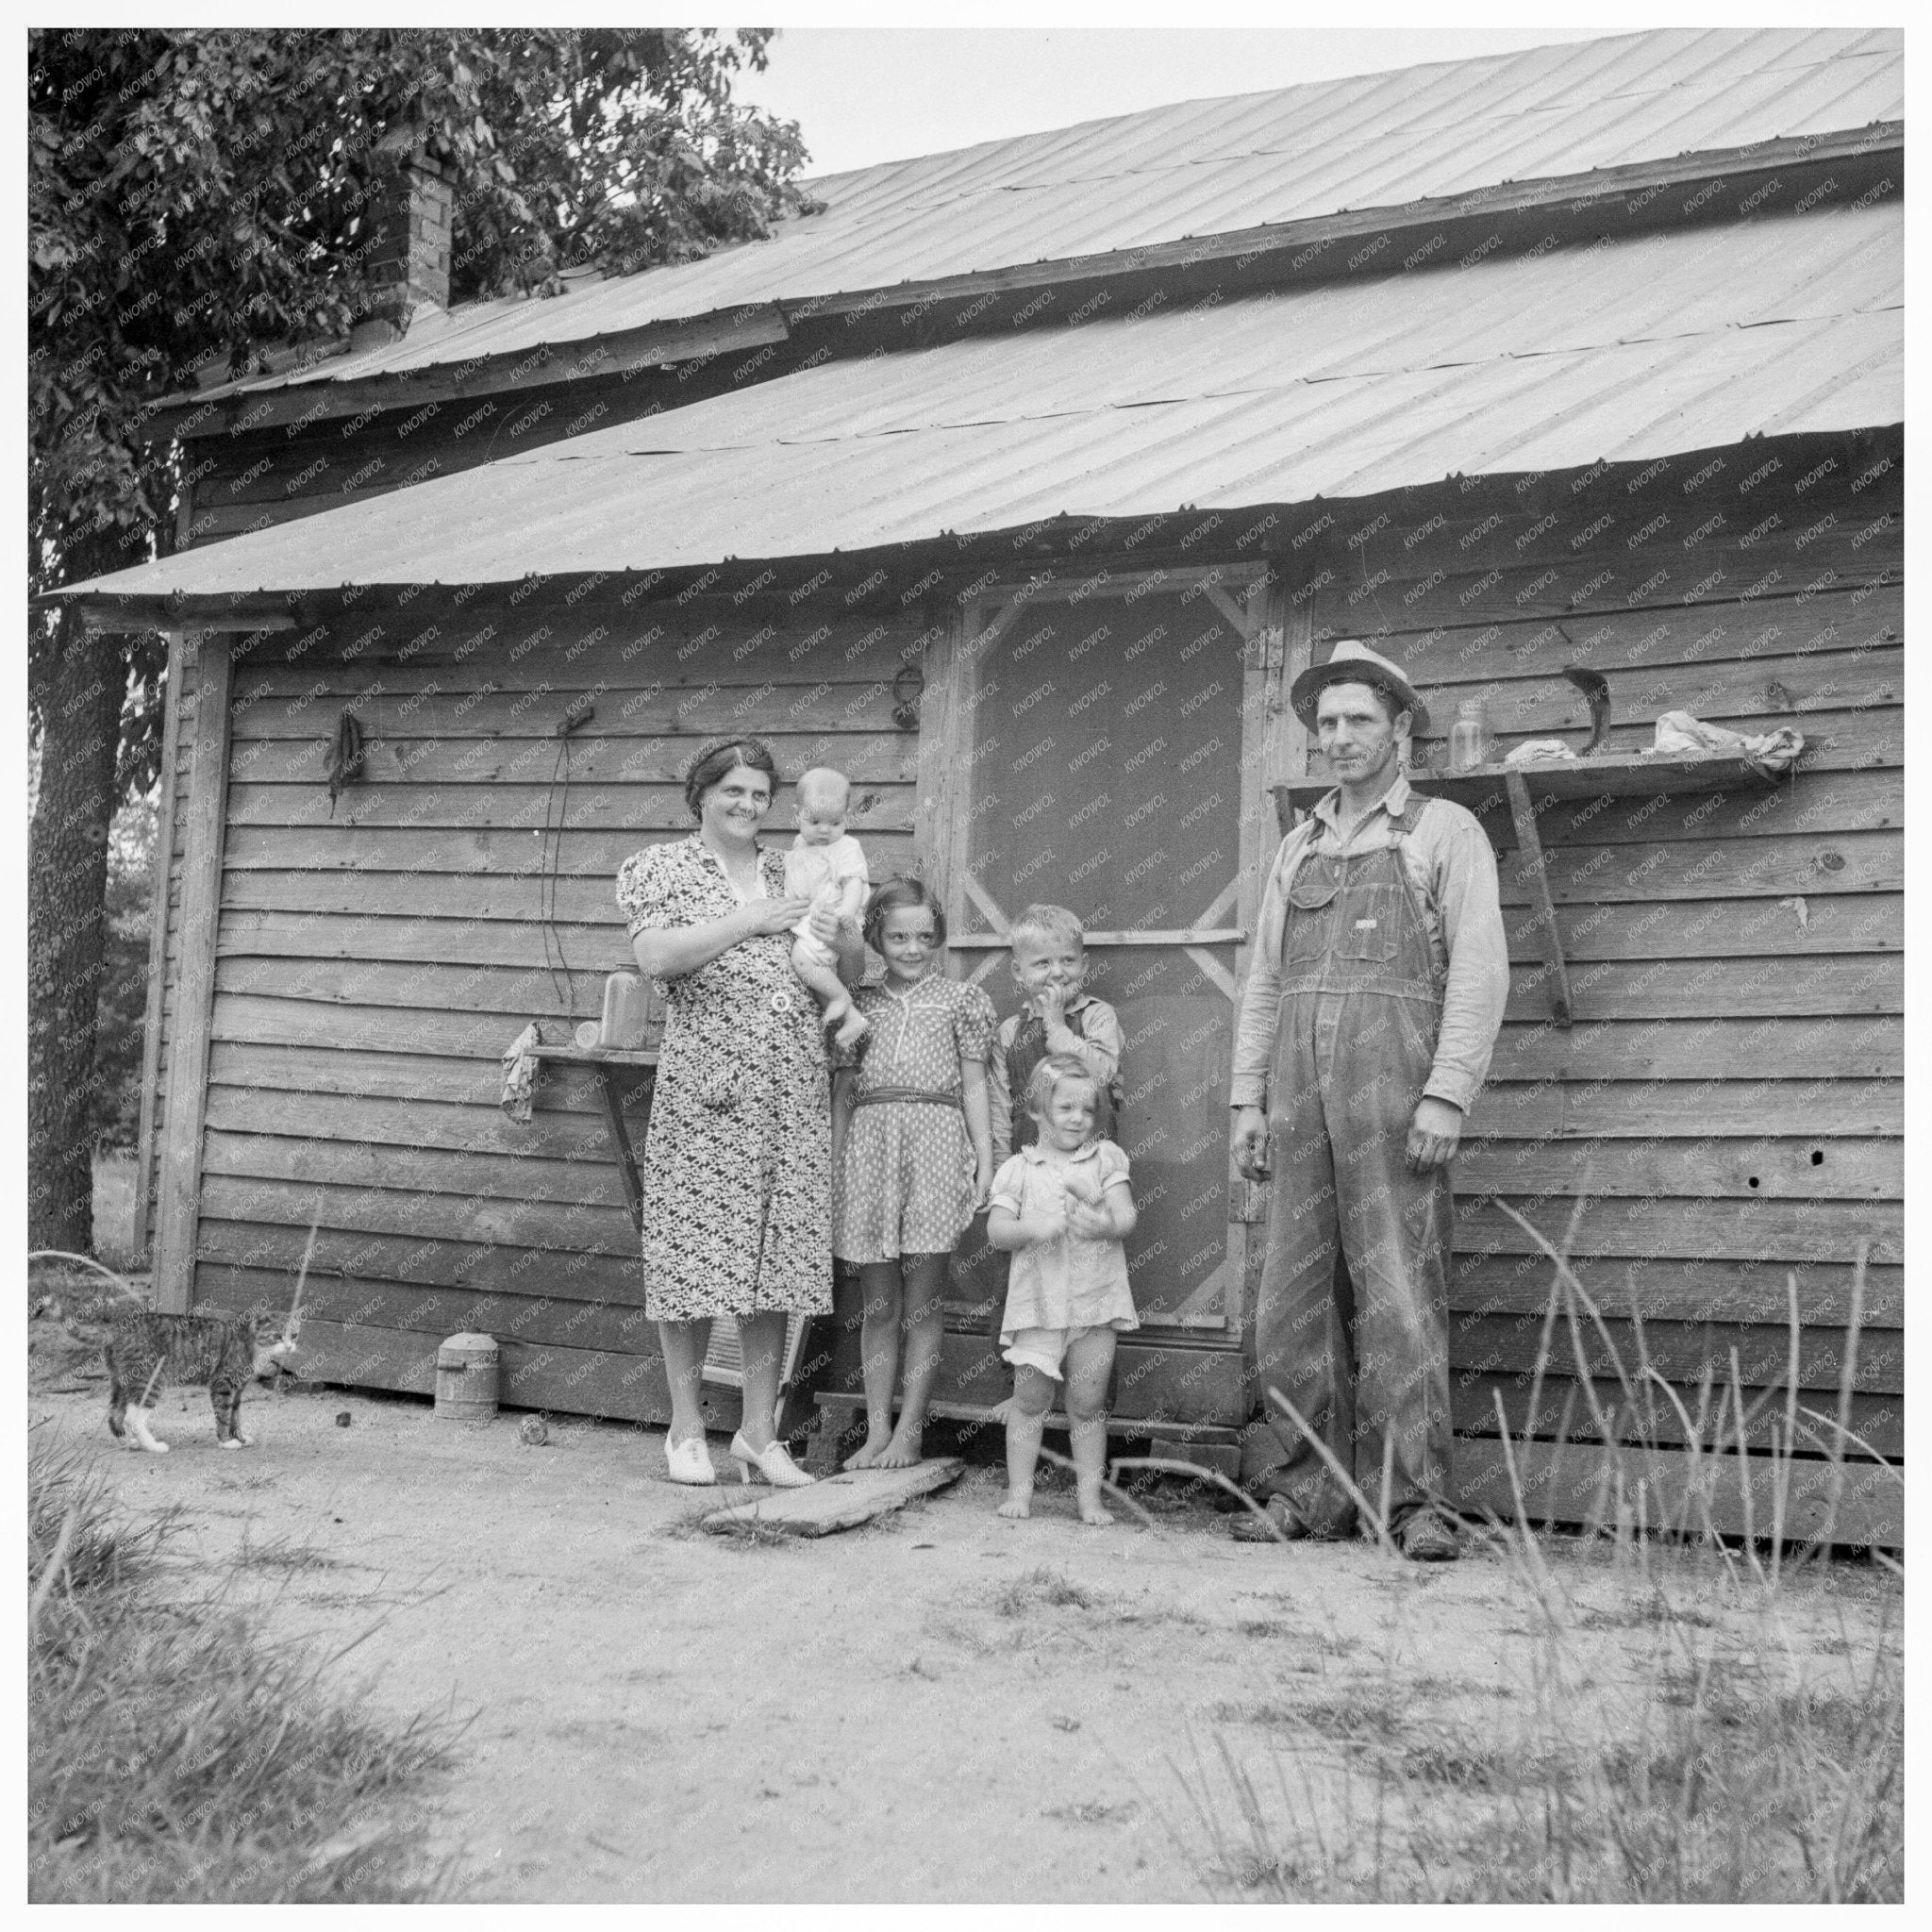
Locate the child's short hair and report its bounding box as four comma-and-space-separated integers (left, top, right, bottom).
796, 765, 849, 813
862, 874, 946, 953
1008, 903, 1086, 954
1025, 1051, 1102, 1121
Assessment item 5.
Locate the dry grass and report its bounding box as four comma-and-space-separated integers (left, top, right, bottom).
1160, 1228, 1903, 1904
992, 1566, 1101, 1615
27, 1433, 457, 1902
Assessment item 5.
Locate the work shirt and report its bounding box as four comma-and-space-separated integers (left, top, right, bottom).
989, 993, 1124, 1164
1229, 774, 1508, 1116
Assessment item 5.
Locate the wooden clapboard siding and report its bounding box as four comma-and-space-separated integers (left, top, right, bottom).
1299, 450, 1901, 1527
143, 429, 1903, 1539
184, 593, 933, 1429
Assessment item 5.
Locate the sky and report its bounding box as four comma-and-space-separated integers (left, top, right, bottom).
732, 26, 1614, 177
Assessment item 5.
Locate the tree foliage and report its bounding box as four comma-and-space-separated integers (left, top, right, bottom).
29, 25, 812, 775
26, 27, 812, 1249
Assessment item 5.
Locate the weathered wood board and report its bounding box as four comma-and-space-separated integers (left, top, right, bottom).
702, 1457, 965, 1537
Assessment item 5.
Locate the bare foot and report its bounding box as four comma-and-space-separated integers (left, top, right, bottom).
830, 1006, 871, 1052
1079, 1501, 1115, 1527
997, 1493, 1032, 1519
844, 1432, 891, 1471
874, 1426, 924, 1469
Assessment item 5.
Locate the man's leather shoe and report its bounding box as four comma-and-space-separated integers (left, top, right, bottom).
1397, 1510, 1460, 1561
1229, 1494, 1313, 1543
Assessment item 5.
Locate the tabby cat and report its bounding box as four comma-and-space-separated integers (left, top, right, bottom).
106, 1309, 298, 1454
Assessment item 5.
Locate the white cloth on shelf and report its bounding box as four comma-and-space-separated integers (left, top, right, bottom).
1646, 709, 1805, 777
1503, 739, 1576, 765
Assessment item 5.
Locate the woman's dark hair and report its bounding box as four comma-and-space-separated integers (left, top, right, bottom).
862, 874, 947, 953
682, 737, 779, 821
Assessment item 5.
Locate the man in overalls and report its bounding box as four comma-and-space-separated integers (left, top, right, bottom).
1228, 641, 1507, 1559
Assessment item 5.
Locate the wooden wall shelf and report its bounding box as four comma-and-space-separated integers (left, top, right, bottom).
1269, 752, 1795, 1030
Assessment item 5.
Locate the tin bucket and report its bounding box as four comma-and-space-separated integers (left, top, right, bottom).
435, 1332, 500, 1422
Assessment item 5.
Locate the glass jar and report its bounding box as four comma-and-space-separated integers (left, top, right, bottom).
1447, 695, 1491, 773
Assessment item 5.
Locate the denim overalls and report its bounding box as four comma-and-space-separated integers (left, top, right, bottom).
1253, 799, 1455, 1535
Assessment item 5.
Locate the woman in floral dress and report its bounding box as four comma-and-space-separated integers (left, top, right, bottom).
618, 738, 858, 1488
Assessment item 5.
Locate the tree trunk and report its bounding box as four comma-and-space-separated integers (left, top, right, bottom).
28, 607, 126, 1253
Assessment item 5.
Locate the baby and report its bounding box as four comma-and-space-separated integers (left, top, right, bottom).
784, 766, 871, 1050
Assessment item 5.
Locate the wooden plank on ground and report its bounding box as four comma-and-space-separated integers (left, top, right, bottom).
702, 1458, 964, 1537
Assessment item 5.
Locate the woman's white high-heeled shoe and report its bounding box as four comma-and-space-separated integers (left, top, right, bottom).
663, 1432, 718, 1485
728, 1431, 815, 1488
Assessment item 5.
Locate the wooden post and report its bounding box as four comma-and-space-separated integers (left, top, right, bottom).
1504, 768, 1574, 1029
152, 630, 234, 1312
132, 627, 187, 1264
911, 606, 965, 904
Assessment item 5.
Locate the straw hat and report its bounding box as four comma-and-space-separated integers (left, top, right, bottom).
1289, 639, 1431, 736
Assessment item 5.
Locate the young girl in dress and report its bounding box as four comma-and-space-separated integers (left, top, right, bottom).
831, 876, 996, 1470
986, 1053, 1139, 1525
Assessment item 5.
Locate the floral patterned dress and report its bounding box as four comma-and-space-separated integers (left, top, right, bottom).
832, 972, 998, 1264
617, 835, 833, 1322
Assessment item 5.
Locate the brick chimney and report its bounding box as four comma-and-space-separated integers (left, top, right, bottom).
354, 147, 454, 348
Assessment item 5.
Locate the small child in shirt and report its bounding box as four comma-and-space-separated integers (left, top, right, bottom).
989, 904, 1124, 1164
784, 766, 871, 1051
986, 1053, 1139, 1526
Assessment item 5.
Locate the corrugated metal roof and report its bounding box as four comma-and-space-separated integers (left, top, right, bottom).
71, 204, 1901, 602
193, 27, 1900, 402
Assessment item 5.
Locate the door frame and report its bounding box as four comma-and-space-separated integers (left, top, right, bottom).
912, 560, 1288, 1338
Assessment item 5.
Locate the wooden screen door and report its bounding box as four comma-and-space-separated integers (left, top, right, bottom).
919, 565, 1282, 1339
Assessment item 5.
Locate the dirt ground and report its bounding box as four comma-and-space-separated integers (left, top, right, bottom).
30, 1325, 1901, 1904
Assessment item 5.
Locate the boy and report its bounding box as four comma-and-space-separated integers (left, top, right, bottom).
784, 766, 871, 1051
988, 904, 1124, 1164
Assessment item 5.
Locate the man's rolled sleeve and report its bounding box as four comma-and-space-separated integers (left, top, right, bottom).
1229, 836, 1291, 1110
1422, 809, 1509, 1113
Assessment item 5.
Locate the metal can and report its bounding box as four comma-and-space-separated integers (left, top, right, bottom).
435, 1332, 500, 1422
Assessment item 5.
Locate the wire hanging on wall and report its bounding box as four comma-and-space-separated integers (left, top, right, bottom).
538, 697, 596, 1010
